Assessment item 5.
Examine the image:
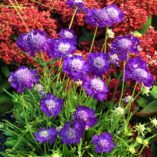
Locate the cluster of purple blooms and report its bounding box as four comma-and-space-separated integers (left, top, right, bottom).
34, 101, 116, 153
8, 1, 154, 155
85, 4, 124, 28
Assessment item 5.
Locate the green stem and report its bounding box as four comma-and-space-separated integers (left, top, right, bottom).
89, 25, 98, 53
119, 61, 126, 105
101, 27, 108, 52
112, 73, 122, 103
44, 143, 47, 155
127, 82, 138, 112
69, 7, 78, 29
78, 139, 83, 157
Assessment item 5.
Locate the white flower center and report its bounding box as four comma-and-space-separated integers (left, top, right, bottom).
78, 110, 88, 121
74, 0, 83, 3
99, 139, 109, 148
15, 69, 32, 81
91, 79, 104, 91
66, 128, 76, 139
134, 68, 148, 78
107, 8, 119, 18
97, 10, 108, 21
110, 54, 119, 61
40, 130, 48, 137
64, 31, 73, 39
46, 99, 56, 110
118, 39, 132, 49
94, 57, 105, 69
70, 59, 83, 71
58, 43, 70, 53
30, 32, 46, 47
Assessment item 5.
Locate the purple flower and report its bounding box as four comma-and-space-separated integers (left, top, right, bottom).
52, 38, 76, 58
67, 0, 84, 8
82, 76, 108, 101
74, 106, 97, 129
85, 4, 124, 28
125, 57, 153, 87
16, 30, 53, 57
85, 8, 111, 28
8, 66, 39, 93
110, 35, 139, 60
106, 4, 124, 25
59, 29, 77, 44
34, 127, 57, 144
87, 52, 110, 77
40, 93, 64, 117
59, 120, 85, 144
63, 55, 89, 81
92, 132, 116, 153
109, 53, 120, 66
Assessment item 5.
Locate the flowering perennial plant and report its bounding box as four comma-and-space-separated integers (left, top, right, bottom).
0, 1, 157, 157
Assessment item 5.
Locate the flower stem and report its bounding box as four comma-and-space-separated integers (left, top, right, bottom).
9, 0, 29, 32
119, 61, 126, 105
89, 25, 98, 53
101, 27, 108, 52
69, 7, 78, 29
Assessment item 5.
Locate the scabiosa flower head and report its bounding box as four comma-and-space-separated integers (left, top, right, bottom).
82, 76, 108, 101
59, 29, 77, 44
8, 66, 39, 93
92, 132, 116, 153
74, 106, 97, 129
34, 83, 45, 96
52, 38, 76, 59
87, 52, 110, 77
85, 8, 111, 28
125, 57, 153, 87
110, 35, 139, 60
40, 93, 64, 117
63, 55, 89, 81
106, 4, 124, 25
16, 30, 53, 57
67, 0, 84, 8
34, 127, 57, 144
59, 120, 85, 144
109, 53, 119, 66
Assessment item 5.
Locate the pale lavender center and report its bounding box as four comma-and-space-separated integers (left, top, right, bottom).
97, 10, 108, 21
118, 39, 132, 49
40, 130, 48, 137
70, 59, 83, 71
46, 99, 56, 110
15, 69, 32, 81
99, 139, 110, 148
107, 7, 119, 18
58, 43, 70, 53
74, 0, 83, 3
30, 32, 46, 46
94, 57, 105, 69
64, 31, 73, 39
134, 68, 148, 78
91, 79, 104, 91
66, 128, 76, 139
78, 110, 88, 121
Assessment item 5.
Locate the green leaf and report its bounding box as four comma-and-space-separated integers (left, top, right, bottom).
137, 97, 148, 108
150, 86, 157, 99
141, 100, 157, 113
1, 65, 10, 78
138, 17, 152, 34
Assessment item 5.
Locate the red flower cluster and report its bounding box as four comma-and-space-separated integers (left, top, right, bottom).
140, 27, 157, 80
0, 5, 57, 64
